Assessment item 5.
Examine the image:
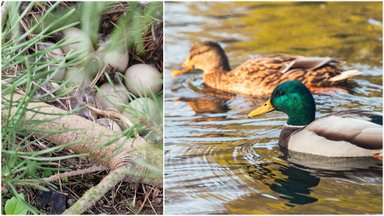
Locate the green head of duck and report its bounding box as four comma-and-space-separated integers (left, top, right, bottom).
249, 80, 316, 126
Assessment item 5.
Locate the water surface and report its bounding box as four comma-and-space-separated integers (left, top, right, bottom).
164, 2, 382, 214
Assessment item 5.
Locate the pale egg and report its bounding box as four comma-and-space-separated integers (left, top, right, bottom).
64, 66, 92, 88
62, 27, 94, 56
95, 83, 128, 112
97, 43, 129, 72
124, 64, 162, 96
121, 97, 160, 125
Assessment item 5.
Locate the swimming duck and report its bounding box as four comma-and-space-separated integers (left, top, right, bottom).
247, 80, 382, 159
171, 41, 361, 96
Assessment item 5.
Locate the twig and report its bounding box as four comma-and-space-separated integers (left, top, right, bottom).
136, 184, 153, 214
86, 105, 141, 138
90, 64, 108, 88
63, 166, 130, 215
43, 165, 109, 182
32, 81, 67, 108
146, 186, 158, 214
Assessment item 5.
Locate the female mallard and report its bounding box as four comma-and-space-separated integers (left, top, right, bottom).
247, 80, 382, 162
171, 41, 361, 96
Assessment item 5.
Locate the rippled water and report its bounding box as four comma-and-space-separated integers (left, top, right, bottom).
164, 2, 382, 214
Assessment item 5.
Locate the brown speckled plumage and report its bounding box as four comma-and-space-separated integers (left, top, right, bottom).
173, 41, 360, 96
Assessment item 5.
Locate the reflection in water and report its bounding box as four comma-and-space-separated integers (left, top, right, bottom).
247, 162, 320, 206
165, 1, 382, 214
246, 153, 383, 206
270, 166, 320, 205
177, 97, 229, 114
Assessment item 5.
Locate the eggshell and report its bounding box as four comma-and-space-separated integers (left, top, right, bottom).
62, 27, 94, 55
64, 66, 92, 88
121, 98, 160, 125
86, 53, 104, 78
96, 118, 122, 132
97, 44, 129, 72
124, 64, 162, 96
95, 83, 128, 112
50, 82, 60, 90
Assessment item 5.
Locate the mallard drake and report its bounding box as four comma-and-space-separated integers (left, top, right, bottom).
247, 80, 382, 161
171, 41, 361, 96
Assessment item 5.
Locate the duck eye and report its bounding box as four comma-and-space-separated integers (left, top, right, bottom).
276, 90, 284, 96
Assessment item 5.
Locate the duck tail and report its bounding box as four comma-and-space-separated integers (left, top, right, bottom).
330, 70, 362, 82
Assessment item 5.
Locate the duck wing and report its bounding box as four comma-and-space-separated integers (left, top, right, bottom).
305, 116, 382, 150
221, 56, 296, 95
281, 57, 361, 87
281, 57, 336, 73
232, 55, 358, 86
330, 111, 382, 125
230, 55, 296, 77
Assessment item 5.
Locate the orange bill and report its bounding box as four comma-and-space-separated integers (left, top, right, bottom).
248, 99, 275, 118
170, 66, 193, 77
170, 58, 193, 77
373, 153, 383, 161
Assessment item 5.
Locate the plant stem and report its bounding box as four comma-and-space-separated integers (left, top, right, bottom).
63, 166, 130, 215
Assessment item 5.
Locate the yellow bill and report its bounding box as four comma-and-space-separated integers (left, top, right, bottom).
248, 99, 275, 118
170, 58, 193, 77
